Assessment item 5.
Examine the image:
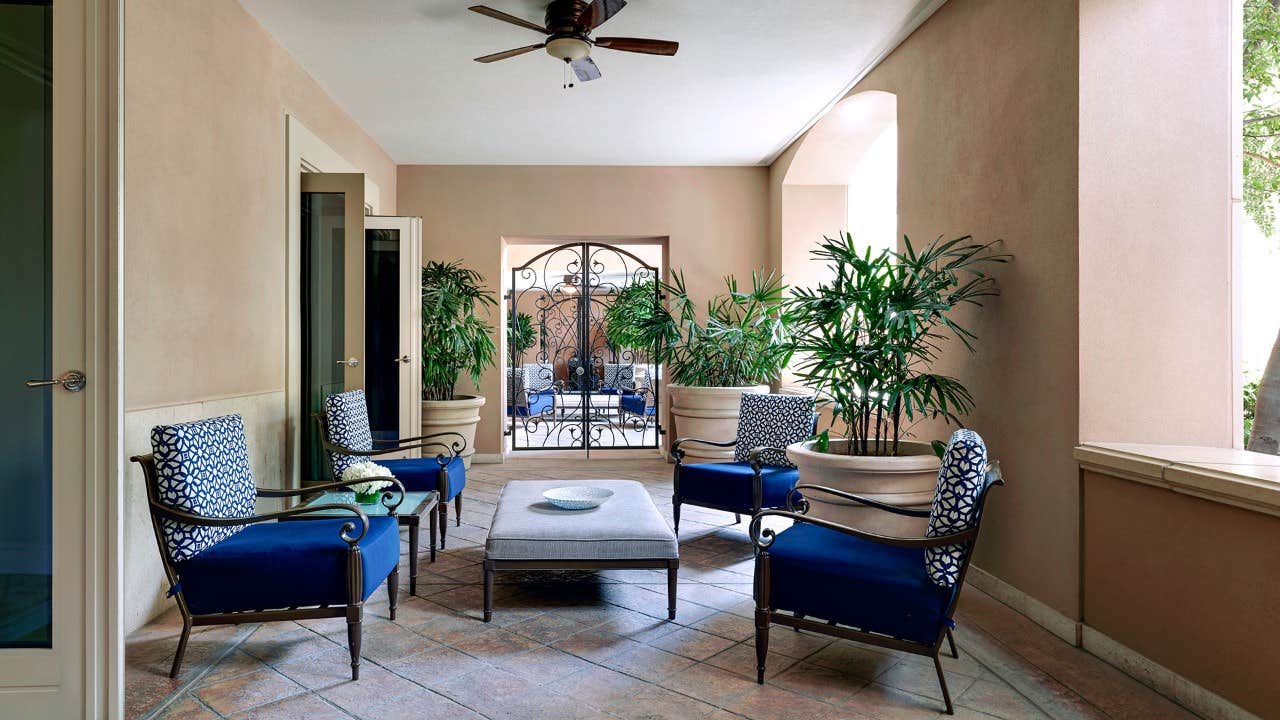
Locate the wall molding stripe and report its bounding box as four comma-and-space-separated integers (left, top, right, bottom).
472, 453, 504, 464
1081, 626, 1260, 720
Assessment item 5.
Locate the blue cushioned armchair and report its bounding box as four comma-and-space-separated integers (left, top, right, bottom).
671, 393, 816, 532
749, 430, 1004, 715
132, 414, 405, 681
316, 389, 467, 548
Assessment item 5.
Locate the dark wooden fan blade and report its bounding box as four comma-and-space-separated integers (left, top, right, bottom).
594, 37, 678, 56
571, 57, 602, 82
582, 0, 626, 30
474, 43, 546, 63
468, 5, 547, 34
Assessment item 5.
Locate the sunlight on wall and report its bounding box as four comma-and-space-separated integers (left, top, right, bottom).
847, 123, 898, 256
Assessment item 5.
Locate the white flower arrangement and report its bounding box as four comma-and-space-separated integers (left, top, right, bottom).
341, 461, 394, 496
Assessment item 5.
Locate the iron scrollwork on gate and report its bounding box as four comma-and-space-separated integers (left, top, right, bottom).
508, 243, 661, 452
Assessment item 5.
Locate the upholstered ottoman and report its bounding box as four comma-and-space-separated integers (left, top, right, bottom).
483, 479, 679, 622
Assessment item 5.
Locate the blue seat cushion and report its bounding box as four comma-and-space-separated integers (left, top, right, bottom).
508, 388, 556, 417
678, 462, 799, 512
176, 516, 399, 615
766, 523, 955, 646
379, 456, 466, 501
619, 393, 654, 416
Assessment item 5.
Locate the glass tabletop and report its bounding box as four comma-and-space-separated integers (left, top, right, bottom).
300, 490, 438, 517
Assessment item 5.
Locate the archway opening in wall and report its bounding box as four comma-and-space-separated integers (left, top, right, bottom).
779, 91, 897, 392
781, 91, 898, 292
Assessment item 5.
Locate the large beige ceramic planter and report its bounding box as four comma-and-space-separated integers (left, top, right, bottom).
786, 439, 941, 536
421, 395, 485, 469
668, 384, 769, 461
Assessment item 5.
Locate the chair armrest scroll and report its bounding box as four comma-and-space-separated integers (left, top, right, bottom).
148, 501, 373, 545
786, 484, 931, 517
258, 477, 406, 515
748, 509, 976, 552
671, 437, 738, 462
746, 446, 790, 473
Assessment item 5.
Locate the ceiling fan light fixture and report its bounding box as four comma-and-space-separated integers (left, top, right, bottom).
545, 36, 591, 61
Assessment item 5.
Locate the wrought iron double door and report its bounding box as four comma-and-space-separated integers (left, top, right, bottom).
509, 243, 661, 452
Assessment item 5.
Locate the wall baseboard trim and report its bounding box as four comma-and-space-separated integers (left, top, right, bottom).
1081, 626, 1260, 720
966, 565, 1081, 646
472, 453, 504, 464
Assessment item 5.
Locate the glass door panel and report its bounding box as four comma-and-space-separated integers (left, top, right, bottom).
0, 0, 52, 649
299, 173, 363, 484
300, 191, 347, 484
365, 228, 400, 445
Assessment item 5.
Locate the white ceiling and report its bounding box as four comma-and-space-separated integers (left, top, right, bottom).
239, 0, 939, 166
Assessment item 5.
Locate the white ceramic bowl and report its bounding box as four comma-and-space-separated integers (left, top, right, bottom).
542, 486, 614, 510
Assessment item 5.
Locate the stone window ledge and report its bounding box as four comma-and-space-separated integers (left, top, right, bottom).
1074, 443, 1280, 518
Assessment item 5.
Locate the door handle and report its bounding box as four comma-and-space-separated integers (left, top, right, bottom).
394, 355, 411, 364
336, 358, 360, 368
25, 370, 87, 393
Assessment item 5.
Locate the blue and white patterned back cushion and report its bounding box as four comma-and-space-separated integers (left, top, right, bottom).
603, 363, 634, 389
925, 429, 988, 588
733, 394, 816, 468
323, 390, 374, 479
151, 414, 257, 563
524, 363, 554, 392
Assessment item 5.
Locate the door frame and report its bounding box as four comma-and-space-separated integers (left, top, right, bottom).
506, 241, 662, 454
0, 0, 123, 716
285, 117, 382, 489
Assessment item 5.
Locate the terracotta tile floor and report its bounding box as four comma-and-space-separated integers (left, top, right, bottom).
126, 455, 1201, 720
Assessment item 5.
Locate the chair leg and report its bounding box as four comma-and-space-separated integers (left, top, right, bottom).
438, 502, 448, 549
754, 613, 769, 684
934, 653, 954, 715
946, 627, 959, 658
168, 618, 192, 679
454, 492, 462, 527
672, 497, 681, 534
734, 512, 742, 525
347, 607, 363, 681
387, 567, 399, 622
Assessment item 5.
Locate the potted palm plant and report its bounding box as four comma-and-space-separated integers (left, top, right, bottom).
784, 232, 1007, 533
639, 270, 791, 460
421, 260, 497, 468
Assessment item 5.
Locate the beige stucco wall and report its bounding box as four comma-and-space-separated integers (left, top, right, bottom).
397, 165, 771, 455
770, 0, 1082, 617
124, 0, 397, 411
1078, 0, 1236, 446
123, 0, 397, 633
779, 185, 846, 292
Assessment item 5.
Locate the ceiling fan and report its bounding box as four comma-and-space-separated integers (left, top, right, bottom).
468, 0, 678, 84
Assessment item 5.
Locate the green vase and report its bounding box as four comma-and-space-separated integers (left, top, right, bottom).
354, 489, 381, 505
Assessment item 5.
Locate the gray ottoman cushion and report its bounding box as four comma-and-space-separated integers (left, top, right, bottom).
486, 480, 678, 561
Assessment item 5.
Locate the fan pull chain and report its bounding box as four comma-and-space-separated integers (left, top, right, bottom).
562, 58, 575, 90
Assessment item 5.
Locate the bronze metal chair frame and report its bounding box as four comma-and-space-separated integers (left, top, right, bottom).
131, 454, 406, 681
314, 412, 465, 548
749, 463, 1004, 715
671, 411, 817, 531
671, 439, 793, 530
